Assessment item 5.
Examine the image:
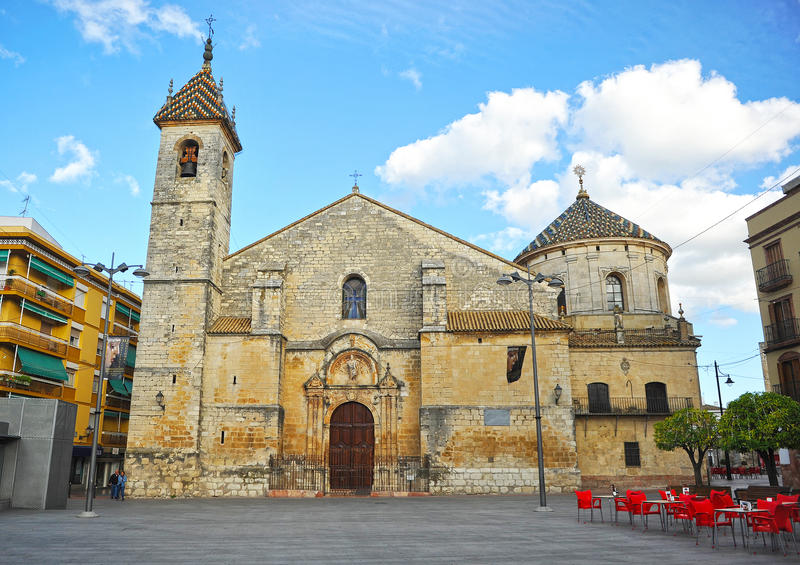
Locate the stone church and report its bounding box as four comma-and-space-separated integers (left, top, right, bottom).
126, 40, 702, 497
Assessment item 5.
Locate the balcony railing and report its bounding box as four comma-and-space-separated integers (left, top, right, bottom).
1, 275, 74, 316
0, 322, 68, 355
764, 318, 800, 347
101, 431, 127, 447
573, 396, 694, 416
105, 395, 131, 410
756, 259, 792, 292
0, 372, 63, 397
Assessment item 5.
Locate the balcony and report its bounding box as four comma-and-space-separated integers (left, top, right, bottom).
1, 275, 73, 316
764, 318, 800, 348
105, 395, 130, 410
572, 396, 694, 416
0, 372, 63, 397
0, 322, 68, 355
101, 431, 127, 447
756, 259, 792, 292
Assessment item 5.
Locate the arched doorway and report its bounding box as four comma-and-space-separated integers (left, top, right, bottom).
329, 402, 374, 491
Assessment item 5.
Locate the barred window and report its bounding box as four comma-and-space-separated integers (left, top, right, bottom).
624, 442, 640, 467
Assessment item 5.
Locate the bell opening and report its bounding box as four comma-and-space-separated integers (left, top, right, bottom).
179, 140, 199, 178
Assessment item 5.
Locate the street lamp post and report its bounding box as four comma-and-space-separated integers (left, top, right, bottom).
497, 265, 563, 512
713, 360, 734, 482
76, 252, 148, 518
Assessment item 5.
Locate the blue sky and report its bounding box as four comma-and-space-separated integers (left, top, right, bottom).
2, 1, 800, 408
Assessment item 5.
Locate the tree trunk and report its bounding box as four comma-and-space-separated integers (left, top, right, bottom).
686, 449, 703, 486
761, 448, 779, 486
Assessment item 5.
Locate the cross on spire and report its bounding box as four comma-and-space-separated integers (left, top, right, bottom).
205, 14, 216, 40
350, 170, 362, 193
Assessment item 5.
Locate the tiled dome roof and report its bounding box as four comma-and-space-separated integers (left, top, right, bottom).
516, 189, 665, 259
153, 40, 241, 151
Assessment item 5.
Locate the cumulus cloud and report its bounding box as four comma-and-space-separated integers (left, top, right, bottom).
0, 171, 37, 193
761, 164, 800, 190
399, 67, 422, 91
471, 226, 529, 255
376, 88, 569, 189
50, 136, 97, 183
0, 44, 25, 66
115, 174, 141, 196
572, 60, 800, 182
238, 24, 261, 50
50, 0, 203, 54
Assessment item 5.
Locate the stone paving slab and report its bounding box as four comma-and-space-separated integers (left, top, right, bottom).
0, 494, 795, 564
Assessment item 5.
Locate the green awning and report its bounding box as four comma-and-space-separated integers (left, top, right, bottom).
126, 346, 136, 367
108, 378, 130, 397
123, 378, 133, 394
103, 409, 129, 420
116, 302, 140, 323
0, 249, 8, 262
30, 257, 74, 287
22, 300, 68, 324
16, 347, 68, 381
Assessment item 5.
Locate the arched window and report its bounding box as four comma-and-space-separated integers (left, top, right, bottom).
645, 382, 668, 413
342, 276, 366, 319
657, 277, 668, 314
222, 151, 230, 181
557, 288, 566, 316
587, 382, 610, 413
606, 274, 624, 311
179, 140, 199, 177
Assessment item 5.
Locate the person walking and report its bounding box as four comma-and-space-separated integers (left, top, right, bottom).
108, 469, 119, 499
118, 469, 127, 501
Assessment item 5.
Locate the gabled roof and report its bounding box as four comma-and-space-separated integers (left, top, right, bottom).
227, 192, 523, 270
153, 40, 241, 152
208, 316, 251, 334
516, 188, 666, 260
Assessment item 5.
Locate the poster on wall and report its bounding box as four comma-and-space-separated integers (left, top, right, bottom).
506, 346, 527, 383
105, 336, 129, 379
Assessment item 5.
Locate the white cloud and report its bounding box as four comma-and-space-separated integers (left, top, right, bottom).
0, 44, 25, 66
482, 179, 561, 232
238, 24, 261, 50
399, 67, 422, 91
471, 226, 529, 254
116, 174, 141, 196
376, 88, 569, 189
0, 171, 37, 193
761, 164, 800, 190
572, 60, 800, 182
50, 0, 203, 54
50, 136, 97, 183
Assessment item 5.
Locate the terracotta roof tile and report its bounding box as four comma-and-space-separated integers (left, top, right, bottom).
569, 329, 700, 348
208, 317, 251, 334
447, 311, 571, 332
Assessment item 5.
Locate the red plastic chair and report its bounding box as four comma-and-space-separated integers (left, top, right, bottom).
575, 490, 603, 523
777, 494, 800, 526
614, 490, 644, 527
691, 499, 735, 548
751, 502, 787, 555
670, 494, 696, 535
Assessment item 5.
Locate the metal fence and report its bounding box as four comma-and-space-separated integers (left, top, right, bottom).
267, 455, 442, 494
572, 396, 693, 415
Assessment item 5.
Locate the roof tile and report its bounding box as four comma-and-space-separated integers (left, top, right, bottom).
447, 311, 571, 332
208, 317, 251, 334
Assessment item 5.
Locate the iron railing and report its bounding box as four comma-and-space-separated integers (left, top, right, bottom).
105, 395, 131, 410
267, 455, 441, 493
573, 396, 693, 415
101, 431, 127, 447
756, 259, 792, 292
0, 373, 63, 397
764, 318, 800, 347
1, 275, 74, 316
0, 322, 68, 355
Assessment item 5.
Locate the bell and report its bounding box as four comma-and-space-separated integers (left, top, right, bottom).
180, 161, 197, 177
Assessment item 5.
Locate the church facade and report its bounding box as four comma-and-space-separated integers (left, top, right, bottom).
126, 42, 702, 497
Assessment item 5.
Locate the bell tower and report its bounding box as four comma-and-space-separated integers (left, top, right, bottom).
126, 32, 242, 496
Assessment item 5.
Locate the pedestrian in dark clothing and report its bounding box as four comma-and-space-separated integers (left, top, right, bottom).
108, 470, 119, 499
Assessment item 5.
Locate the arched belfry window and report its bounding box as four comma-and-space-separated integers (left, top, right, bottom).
179, 140, 199, 177
657, 277, 668, 314
342, 276, 366, 319
606, 274, 624, 311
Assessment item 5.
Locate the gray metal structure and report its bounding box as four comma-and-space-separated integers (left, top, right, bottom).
0, 397, 76, 510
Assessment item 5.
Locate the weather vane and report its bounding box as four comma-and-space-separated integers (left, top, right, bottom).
349, 170, 362, 187
205, 14, 216, 40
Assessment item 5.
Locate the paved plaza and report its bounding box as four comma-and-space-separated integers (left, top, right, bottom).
1, 492, 796, 564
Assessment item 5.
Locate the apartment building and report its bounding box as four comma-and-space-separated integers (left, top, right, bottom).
0, 217, 141, 489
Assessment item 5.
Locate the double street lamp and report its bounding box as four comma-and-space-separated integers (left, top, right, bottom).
497, 265, 563, 512
76, 253, 148, 518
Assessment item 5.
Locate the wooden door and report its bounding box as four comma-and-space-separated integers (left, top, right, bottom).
329, 402, 374, 490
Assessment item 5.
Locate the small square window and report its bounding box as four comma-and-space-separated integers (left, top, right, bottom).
624, 442, 640, 467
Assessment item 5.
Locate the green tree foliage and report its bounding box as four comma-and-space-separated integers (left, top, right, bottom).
654, 407, 719, 486
718, 391, 800, 486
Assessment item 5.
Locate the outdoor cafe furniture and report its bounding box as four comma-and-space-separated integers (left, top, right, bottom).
750, 500, 797, 556
575, 490, 603, 523
613, 491, 659, 530
691, 499, 735, 549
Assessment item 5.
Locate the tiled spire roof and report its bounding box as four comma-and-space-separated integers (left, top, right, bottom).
153, 39, 241, 151
516, 187, 665, 258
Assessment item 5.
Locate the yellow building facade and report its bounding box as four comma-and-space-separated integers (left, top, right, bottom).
745, 174, 800, 487
0, 217, 141, 489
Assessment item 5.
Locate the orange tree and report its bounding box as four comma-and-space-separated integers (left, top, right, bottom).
718, 391, 800, 486
654, 407, 719, 486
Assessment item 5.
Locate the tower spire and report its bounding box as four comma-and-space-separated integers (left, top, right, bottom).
202, 14, 216, 69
